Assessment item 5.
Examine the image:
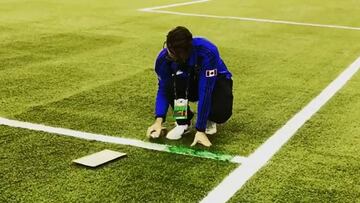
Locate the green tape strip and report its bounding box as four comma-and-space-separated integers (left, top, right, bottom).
167, 145, 234, 162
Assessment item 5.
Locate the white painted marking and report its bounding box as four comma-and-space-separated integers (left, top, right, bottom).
0, 117, 167, 150
139, 0, 360, 31
138, 0, 208, 12
201, 57, 360, 203
230, 156, 248, 164
0, 117, 246, 164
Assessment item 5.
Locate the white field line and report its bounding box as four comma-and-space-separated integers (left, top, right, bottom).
201, 57, 360, 203
138, 0, 360, 31
0, 117, 246, 164
138, 0, 209, 11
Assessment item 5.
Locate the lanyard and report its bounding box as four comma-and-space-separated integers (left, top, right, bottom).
168, 49, 198, 100
173, 63, 191, 100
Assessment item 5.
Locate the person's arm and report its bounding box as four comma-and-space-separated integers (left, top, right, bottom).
154, 51, 171, 121
147, 51, 170, 138
196, 49, 219, 132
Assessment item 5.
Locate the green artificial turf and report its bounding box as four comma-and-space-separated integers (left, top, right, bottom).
0, 126, 236, 202
169, 0, 360, 27
230, 67, 360, 203
1, 0, 360, 202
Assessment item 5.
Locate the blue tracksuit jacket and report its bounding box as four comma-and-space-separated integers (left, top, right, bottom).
154, 37, 232, 131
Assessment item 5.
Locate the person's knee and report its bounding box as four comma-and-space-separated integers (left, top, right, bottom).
209, 99, 233, 123
210, 110, 232, 124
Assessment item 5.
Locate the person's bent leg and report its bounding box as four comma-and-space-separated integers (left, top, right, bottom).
208, 75, 233, 124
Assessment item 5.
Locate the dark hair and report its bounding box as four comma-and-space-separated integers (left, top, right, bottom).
165, 26, 193, 58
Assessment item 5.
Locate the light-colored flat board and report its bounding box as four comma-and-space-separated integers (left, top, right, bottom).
73, 149, 126, 167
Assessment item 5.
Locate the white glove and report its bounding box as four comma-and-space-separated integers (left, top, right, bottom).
191, 131, 212, 147
146, 118, 163, 138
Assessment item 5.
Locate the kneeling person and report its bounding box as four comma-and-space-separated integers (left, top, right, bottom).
146, 26, 233, 147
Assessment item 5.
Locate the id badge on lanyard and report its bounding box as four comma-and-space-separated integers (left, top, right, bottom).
172, 63, 190, 120
173, 98, 188, 119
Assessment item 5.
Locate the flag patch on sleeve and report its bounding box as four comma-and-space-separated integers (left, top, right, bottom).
206, 69, 218, 77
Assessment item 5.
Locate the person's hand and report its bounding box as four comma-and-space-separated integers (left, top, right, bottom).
191, 131, 212, 147
146, 118, 163, 138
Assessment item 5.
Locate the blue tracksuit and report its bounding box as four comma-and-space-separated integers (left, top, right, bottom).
154, 37, 232, 131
